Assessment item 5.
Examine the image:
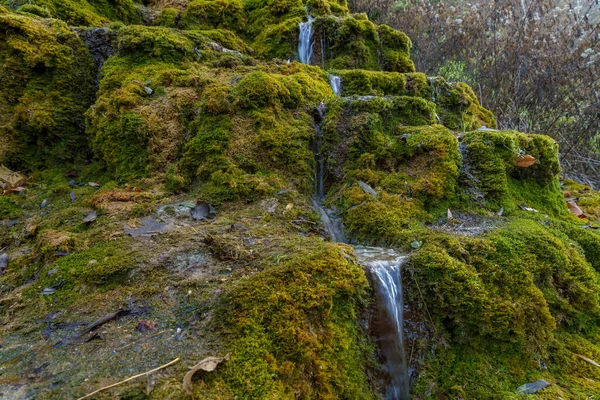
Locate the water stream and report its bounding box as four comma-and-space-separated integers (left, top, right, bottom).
355, 247, 411, 400
298, 11, 315, 64
329, 74, 342, 96
310, 103, 410, 399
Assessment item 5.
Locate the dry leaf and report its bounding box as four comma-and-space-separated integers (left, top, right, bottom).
447, 209, 454, 221
515, 154, 537, 168
0, 165, 27, 190
89, 182, 100, 188
567, 201, 586, 218
285, 202, 294, 211
183, 354, 229, 395
3, 186, 27, 195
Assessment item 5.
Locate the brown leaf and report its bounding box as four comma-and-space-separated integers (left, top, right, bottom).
0, 165, 27, 190
515, 154, 537, 168
183, 354, 229, 395
567, 201, 586, 218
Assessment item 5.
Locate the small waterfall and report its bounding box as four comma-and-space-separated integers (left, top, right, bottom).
312, 102, 346, 242
298, 12, 315, 64
355, 246, 411, 400
329, 74, 342, 96
310, 106, 409, 399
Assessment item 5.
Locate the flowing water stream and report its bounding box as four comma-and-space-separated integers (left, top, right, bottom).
298, 11, 315, 64
355, 247, 411, 400
308, 100, 410, 399
329, 74, 342, 96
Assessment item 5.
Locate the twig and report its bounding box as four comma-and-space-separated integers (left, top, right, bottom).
76, 357, 180, 400
79, 308, 130, 336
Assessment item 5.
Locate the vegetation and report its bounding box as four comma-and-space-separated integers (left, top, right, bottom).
0, 1, 599, 399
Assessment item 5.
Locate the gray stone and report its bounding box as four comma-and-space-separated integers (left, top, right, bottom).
358, 181, 377, 197
516, 379, 550, 394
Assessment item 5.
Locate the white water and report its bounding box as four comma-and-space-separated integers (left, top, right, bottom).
329, 74, 342, 96
355, 246, 411, 400
298, 13, 315, 64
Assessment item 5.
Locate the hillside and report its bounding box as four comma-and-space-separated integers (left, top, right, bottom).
1, 0, 600, 398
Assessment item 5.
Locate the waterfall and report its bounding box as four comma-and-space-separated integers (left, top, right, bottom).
355, 246, 411, 400
310, 106, 409, 399
298, 12, 315, 64
329, 74, 342, 96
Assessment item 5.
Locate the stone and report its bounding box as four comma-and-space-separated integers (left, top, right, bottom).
516, 379, 550, 394
358, 181, 377, 197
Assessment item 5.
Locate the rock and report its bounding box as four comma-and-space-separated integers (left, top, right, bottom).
410, 240, 422, 249
260, 198, 279, 214
516, 379, 550, 394
124, 216, 172, 237
0, 253, 8, 274
358, 181, 377, 197
143, 86, 153, 95
191, 201, 216, 221
83, 210, 97, 224
40, 199, 49, 209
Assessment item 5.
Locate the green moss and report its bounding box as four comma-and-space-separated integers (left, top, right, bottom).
331, 70, 431, 98
432, 77, 496, 131
409, 219, 600, 398
204, 241, 376, 399
179, 0, 245, 31
461, 129, 566, 215
0, 11, 94, 170
3, 0, 142, 26
33, 239, 138, 301
232, 70, 332, 109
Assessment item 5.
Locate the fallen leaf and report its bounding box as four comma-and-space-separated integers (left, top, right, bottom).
40, 199, 49, 209
567, 201, 586, 218
515, 154, 537, 168
136, 320, 156, 332
447, 209, 454, 221
285, 202, 294, 211
89, 182, 100, 188
0, 165, 27, 189
410, 240, 422, 249
497, 207, 504, 216
3, 186, 27, 195
183, 355, 229, 395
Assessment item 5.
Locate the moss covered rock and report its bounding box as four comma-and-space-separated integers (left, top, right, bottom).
0, 10, 95, 169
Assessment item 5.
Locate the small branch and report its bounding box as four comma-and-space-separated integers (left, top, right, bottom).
76, 358, 180, 400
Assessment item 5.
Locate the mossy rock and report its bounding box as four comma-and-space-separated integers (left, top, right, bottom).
462, 129, 566, 214
2, 0, 142, 26
205, 241, 377, 399
0, 10, 95, 170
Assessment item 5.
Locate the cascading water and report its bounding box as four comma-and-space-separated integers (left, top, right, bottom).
312, 102, 346, 242
329, 74, 342, 96
310, 105, 409, 399
355, 246, 411, 400
298, 12, 315, 64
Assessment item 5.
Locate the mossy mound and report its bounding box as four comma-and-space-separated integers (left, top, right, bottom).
3, 1, 600, 399
0, 9, 95, 169
462, 129, 565, 215
313, 15, 414, 72
204, 241, 376, 399
1, 0, 142, 26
